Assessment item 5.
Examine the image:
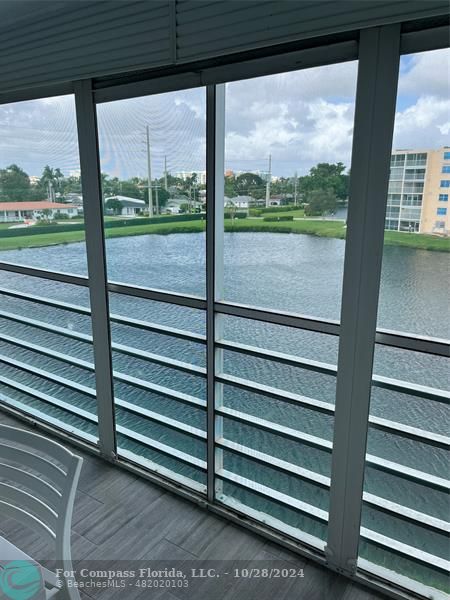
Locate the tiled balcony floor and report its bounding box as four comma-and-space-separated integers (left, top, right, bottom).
0, 410, 388, 600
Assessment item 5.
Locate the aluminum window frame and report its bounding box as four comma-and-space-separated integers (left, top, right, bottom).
0, 21, 448, 600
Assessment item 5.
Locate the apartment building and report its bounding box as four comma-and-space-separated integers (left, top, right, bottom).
386, 146, 450, 234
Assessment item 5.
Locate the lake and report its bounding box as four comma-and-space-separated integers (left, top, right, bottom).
0, 231, 448, 589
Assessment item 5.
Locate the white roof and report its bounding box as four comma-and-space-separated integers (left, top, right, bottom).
105, 195, 146, 207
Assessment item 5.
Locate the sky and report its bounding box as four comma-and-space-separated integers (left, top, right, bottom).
0, 48, 448, 180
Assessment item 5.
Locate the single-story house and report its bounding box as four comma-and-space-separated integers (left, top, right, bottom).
224, 195, 252, 210
65, 193, 83, 206
0, 201, 78, 222
166, 197, 203, 214
104, 195, 146, 216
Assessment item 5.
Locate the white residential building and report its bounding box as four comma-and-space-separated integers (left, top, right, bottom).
0, 201, 78, 222
104, 195, 146, 216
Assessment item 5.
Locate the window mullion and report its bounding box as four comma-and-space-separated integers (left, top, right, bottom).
74, 79, 116, 460
326, 25, 401, 575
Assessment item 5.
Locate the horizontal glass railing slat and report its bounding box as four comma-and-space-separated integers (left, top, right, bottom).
117, 426, 206, 471
0, 310, 92, 342
0, 311, 204, 378
0, 288, 206, 344
215, 300, 340, 336
0, 332, 94, 370
217, 492, 326, 553
217, 468, 328, 523
360, 528, 450, 573
0, 354, 95, 398
219, 470, 448, 571
216, 373, 335, 415
107, 280, 206, 310
0, 375, 97, 423
110, 314, 206, 343
216, 437, 330, 488
0, 354, 206, 430
112, 342, 206, 377
118, 448, 206, 494
0, 326, 445, 446
0, 285, 205, 344
0, 270, 447, 354
0, 286, 91, 315
217, 339, 336, 375
0, 394, 98, 445
0, 262, 89, 287
113, 371, 206, 409
363, 493, 450, 536
0, 331, 206, 410
368, 416, 449, 449
117, 398, 206, 440
365, 454, 450, 492
0, 380, 205, 471
218, 339, 449, 405
216, 405, 332, 452
218, 436, 449, 534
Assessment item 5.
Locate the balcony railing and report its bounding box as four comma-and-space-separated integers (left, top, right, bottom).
0, 260, 448, 598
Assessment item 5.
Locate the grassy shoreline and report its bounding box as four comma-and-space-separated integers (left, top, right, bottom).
0, 217, 449, 252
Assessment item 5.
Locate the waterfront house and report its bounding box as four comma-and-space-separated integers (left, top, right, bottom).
104, 195, 146, 216
0, 200, 78, 222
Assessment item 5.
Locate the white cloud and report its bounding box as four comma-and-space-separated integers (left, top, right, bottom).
0, 50, 448, 180
398, 48, 450, 99
393, 96, 450, 149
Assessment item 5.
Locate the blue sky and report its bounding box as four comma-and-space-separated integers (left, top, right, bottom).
0, 49, 448, 180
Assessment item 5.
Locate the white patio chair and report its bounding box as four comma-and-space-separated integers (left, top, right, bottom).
0, 424, 83, 600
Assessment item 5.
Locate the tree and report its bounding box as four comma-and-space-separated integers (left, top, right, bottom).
224, 174, 236, 197
304, 188, 337, 216
54, 168, 64, 190
157, 187, 170, 209
0, 164, 31, 201
300, 162, 349, 201
235, 173, 265, 198
105, 198, 123, 215
40, 165, 55, 187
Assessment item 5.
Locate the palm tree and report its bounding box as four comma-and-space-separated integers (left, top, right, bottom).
54, 168, 64, 190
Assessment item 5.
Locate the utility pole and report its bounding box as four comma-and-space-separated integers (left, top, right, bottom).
48, 181, 55, 202
265, 154, 272, 208
146, 125, 153, 217
294, 171, 298, 206
164, 155, 168, 191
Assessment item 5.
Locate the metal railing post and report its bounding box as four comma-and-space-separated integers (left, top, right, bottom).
74, 79, 116, 460
206, 83, 225, 502
326, 25, 401, 575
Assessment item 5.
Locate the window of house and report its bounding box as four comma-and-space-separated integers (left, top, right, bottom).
439, 194, 448, 201
437, 207, 447, 216
440, 180, 450, 187
442, 166, 450, 173
444, 151, 450, 160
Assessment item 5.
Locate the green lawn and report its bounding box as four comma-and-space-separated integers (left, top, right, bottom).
1, 216, 449, 253
227, 218, 450, 250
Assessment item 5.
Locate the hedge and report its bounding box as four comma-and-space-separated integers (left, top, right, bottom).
250, 205, 298, 216
263, 215, 294, 222
224, 212, 247, 219
0, 213, 203, 238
